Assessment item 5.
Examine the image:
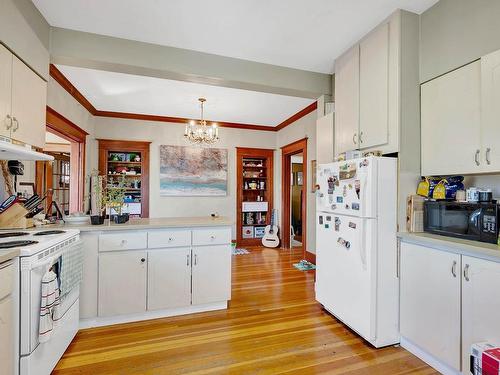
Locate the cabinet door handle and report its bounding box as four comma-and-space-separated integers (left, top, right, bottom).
451, 260, 457, 278
12, 117, 19, 132
464, 264, 470, 281
140, 258, 146, 263
353, 133, 357, 145
186, 254, 190, 266
486, 148, 491, 165
475, 149, 480, 166
194, 254, 198, 265
359, 131, 364, 144
5, 115, 12, 130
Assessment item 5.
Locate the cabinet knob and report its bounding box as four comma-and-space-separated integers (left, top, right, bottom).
353, 133, 358, 145
359, 131, 364, 144
475, 150, 480, 166
12, 117, 19, 132
451, 260, 457, 278
210, 235, 216, 240
168, 237, 173, 242
464, 264, 470, 281
486, 148, 491, 165
140, 258, 146, 263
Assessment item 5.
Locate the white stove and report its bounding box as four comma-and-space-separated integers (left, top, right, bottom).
0, 229, 79, 257
0, 228, 82, 375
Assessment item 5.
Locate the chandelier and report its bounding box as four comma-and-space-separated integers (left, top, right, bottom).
184, 98, 219, 145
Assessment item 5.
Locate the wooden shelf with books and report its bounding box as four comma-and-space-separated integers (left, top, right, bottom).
98, 139, 151, 218
236, 147, 274, 246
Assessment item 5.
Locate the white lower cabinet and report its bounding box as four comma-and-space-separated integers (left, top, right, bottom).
98, 251, 147, 317
400, 242, 461, 371
401, 241, 500, 374
147, 248, 192, 310
192, 245, 231, 305
462, 256, 500, 374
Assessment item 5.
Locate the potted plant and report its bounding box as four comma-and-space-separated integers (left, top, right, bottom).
88, 170, 106, 225
105, 175, 129, 224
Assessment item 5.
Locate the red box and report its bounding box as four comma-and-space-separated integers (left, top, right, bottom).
483, 348, 500, 375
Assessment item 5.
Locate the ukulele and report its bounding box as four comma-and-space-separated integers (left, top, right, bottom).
262, 209, 280, 248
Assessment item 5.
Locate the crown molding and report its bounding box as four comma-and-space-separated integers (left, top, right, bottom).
50, 64, 317, 132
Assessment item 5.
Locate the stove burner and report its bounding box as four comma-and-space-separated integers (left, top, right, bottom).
0, 240, 38, 249
0, 232, 29, 239
33, 230, 66, 236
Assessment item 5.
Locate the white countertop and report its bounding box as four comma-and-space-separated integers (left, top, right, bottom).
0, 248, 19, 263
55, 216, 233, 232
398, 232, 500, 263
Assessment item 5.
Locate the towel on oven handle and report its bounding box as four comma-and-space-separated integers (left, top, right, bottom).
59, 240, 84, 298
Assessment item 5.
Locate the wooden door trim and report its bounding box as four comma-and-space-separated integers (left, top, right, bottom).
97, 139, 151, 218
281, 138, 307, 255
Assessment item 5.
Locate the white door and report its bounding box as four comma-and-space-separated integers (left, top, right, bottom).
11, 56, 47, 148
325, 216, 376, 341
335, 45, 360, 154
147, 248, 192, 310
462, 256, 500, 374
481, 49, 500, 171
192, 245, 231, 305
421, 60, 482, 176
98, 251, 147, 317
359, 22, 389, 150
400, 243, 461, 371
0, 295, 14, 375
0, 45, 12, 138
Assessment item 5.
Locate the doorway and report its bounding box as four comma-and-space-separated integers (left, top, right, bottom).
36, 107, 88, 215
281, 138, 307, 255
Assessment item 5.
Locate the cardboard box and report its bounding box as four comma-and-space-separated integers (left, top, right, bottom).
471, 343, 500, 375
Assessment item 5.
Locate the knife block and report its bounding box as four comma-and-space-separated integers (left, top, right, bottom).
0, 203, 34, 229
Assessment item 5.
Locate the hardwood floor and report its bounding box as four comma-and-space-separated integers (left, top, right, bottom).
53, 247, 436, 374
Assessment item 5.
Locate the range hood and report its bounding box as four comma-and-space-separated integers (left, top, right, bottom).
0, 139, 54, 161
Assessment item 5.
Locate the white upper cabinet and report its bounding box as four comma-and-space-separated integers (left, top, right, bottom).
481, 49, 500, 171
0, 44, 47, 148
0, 45, 12, 138
334, 10, 416, 156
462, 256, 500, 374
11, 56, 47, 149
316, 112, 335, 164
334, 45, 360, 155
421, 61, 482, 176
359, 22, 389, 150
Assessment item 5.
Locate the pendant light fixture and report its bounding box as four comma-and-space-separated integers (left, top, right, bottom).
184, 98, 219, 145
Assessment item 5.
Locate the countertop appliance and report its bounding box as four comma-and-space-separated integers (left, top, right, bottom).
0, 229, 81, 375
315, 156, 398, 348
423, 200, 499, 244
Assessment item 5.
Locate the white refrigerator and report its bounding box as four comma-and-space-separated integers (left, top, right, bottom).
315, 156, 399, 348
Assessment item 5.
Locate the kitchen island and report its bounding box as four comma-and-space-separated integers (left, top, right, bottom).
65, 216, 233, 328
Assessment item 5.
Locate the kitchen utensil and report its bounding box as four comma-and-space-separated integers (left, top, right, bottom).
0, 195, 17, 212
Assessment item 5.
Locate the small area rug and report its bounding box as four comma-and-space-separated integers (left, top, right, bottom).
232, 248, 250, 255
293, 260, 316, 271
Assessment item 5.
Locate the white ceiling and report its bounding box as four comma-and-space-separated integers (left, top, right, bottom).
33, 0, 437, 74
56, 65, 315, 126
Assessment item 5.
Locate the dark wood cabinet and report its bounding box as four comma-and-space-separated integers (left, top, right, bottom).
98, 139, 151, 218
236, 147, 274, 246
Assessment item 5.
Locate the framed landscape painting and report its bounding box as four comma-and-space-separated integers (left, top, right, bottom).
159, 145, 228, 196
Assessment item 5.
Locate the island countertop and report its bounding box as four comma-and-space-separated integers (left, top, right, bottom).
55, 216, 233, 232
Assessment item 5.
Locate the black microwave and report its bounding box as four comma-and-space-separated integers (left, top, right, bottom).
424, 201, 499, 244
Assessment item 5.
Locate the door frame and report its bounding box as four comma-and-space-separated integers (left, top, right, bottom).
37, 106, 88, 213
281, 137, 307, 254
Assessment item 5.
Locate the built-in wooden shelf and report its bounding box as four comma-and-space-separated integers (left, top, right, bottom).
236, 148, 274, 247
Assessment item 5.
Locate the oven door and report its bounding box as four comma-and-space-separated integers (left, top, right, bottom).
20, 249, 80, 356
424, 201, 481, 240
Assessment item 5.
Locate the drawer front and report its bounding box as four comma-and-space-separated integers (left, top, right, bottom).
192, 228, 231, 246
0, 263, 13, 300
98, 232, 148, 252
148, 230, 191, 249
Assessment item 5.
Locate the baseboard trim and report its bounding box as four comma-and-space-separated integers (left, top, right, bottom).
400, 337, 460, 375
79, 301, 228, 329
305, 250, 316, 264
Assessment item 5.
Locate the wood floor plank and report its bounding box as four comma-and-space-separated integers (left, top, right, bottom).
52, 247, 437, 374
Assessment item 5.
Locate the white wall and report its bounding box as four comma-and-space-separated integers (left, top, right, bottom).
93, 117, 276, 237
275, 110, 317, 253
420, 0, 500, 82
